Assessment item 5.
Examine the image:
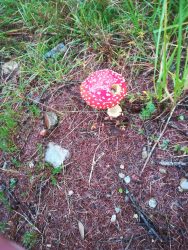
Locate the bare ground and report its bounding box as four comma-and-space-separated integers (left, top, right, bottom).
1, 72, 188, 250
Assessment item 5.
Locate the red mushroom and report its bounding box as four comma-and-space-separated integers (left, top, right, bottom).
80, 69, 127, 117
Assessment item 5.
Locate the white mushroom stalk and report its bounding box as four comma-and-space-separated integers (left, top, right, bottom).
107, 104, 122, 118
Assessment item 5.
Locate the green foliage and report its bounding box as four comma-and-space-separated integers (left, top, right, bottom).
50, 166, 63, 186
22, 231, 37, 250
181, 146, 188, 155
140, 101, 156, 120
173, 144, 188, 154
0, 108, 18, 152
0, 191, 11, 211
0, 222, 8, 233
159, 139, 170, 150
9, 178, 17, 190
28, 104, 41, 118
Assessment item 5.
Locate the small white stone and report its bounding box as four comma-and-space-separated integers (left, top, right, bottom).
133, 213, 138, 219
142, 146, 148, 159
115, 207, 121, 214
28, 161, 34, 168
118, 173, 125, 179
120, 164, 124, 169
124, 176, 131, 184
45, 142, 70, 168
148, 198, 157, 209
46, 244, 52, 248
180, 178, 188, 191
178, 186, 183, 192
111, 214, 116, 223
159, 167, 167, 174
68, 190, 74, 196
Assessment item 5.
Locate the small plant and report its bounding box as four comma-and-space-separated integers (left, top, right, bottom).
0, 191, 11, 211
173, 144, 188, 155
0, 222, 8, 233
28, 104, 41, 118
50, 166, 63, 186
181, 146, 188, 155
118, 188, 123, 194
140, 100, 156, 120
0, 107, 18, 153
22, 231, 37, 250
173, 144, 181, 153
9, 178, 17, 190
159, 139, 170, 150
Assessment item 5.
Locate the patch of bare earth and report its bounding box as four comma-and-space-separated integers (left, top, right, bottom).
1, 81, 188, 249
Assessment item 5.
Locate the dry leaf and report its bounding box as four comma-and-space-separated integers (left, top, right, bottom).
78, 220, 84, 240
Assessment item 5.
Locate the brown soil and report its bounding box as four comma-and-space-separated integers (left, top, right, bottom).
1, 81, 188, 250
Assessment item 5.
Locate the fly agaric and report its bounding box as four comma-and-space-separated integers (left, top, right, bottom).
80, 69, 127, 117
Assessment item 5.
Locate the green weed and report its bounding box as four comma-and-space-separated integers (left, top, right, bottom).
0, 222, 8, 233
50, 166, 63, 186
22, 231, 37, 250
140, 100, 156, 120
0, 191, 11, 211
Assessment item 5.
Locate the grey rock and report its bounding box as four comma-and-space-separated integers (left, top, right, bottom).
115, 207, 121, 214
124, 176, 131, 184
44, 112, 58, 129
148, 198, 157, 209
120, 164, 124, 169
159, 167, 167, 174
118, 173, 125, 179
44, 42, 67, 59
142, 146, 148, 159
45, 142, 70, 168
180, 178, 188, 191
110, 214, 116, 223
2, 61, 19, 76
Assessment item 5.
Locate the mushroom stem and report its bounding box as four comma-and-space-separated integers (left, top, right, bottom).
107, 104, 122, 118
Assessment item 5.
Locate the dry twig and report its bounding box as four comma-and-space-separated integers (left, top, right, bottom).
141, 104, 177, 174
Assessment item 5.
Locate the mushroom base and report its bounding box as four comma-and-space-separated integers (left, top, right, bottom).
107, 104, 122, 118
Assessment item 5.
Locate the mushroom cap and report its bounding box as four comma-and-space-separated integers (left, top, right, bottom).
80, 69, 127, 109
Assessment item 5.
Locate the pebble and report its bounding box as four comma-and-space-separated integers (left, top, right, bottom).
39, 129, 48, 137
148, 198, 157, 209
118, 173, 125, 179
142, 146, 148, 159
45, 142, 70, 168
44, 42, 67, 59
124, 176, 131, 184
44, 112, 58, 129
2, 61, 19, 76
159, 167, 167, 174
180, 178, 188, 191
68, 190, 74, 196
133, 213, 138, 219
120, 164, 124, 169
28, 161, 35, 168
115, 207, 121, 214
110, 214, 117, 223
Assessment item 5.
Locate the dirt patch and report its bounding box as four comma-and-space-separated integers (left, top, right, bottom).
1, 84, 188, 249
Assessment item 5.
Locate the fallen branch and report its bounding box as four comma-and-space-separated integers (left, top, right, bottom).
158, 159, 188, 168
141, 104, 177, 174
125, 188, 164, 242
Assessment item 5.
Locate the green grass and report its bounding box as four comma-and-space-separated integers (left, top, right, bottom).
154, 0, 188, 102
0, 0, 187, 153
